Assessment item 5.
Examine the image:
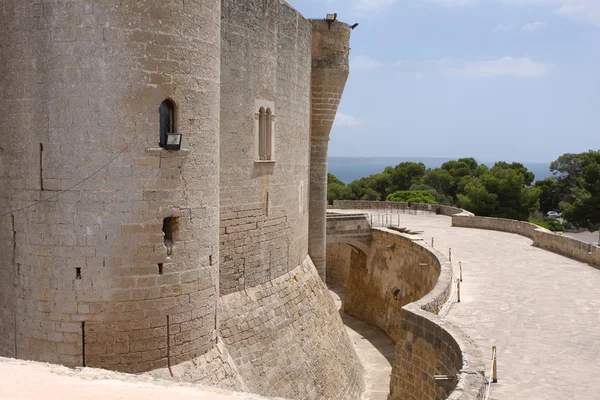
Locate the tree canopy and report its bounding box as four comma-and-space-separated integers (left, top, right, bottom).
326, 151, 600, 228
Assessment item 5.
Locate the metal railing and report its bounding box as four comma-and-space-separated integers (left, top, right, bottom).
369, 212, 401, 228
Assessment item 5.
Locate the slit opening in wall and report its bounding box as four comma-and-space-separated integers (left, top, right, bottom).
75, 267, 82, 280
81, 321, 86, 367
162, 217, 178, 256
265, 192, 270, 217
158, 263, 164, 275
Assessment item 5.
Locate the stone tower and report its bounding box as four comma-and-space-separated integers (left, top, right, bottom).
0, 1, 221, 372
308, 19, 352, 279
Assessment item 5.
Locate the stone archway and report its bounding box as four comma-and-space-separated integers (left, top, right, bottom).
325, 240, 369, 290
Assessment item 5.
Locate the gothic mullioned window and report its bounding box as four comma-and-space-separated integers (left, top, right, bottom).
256, 101, 275, 161
159, 99, 175, 148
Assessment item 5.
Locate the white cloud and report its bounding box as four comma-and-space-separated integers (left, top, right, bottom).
556, 0, 600, 24
334, 112, 362, 128
522, 21, 549, 31
496, 23, 515, 30
448, 56, 550, 77
351, 55, 384, 70
500, 0, 600, 25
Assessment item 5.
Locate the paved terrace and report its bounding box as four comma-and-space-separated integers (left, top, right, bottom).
330, 210, 600, 400
329, 287, 395, 400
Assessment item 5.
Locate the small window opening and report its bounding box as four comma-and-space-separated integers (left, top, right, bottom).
159, 99, 175, 148
158, 263, 164, 275
75, 267, 82, 280
162, 217, 178, 256
265, 191, 270, 217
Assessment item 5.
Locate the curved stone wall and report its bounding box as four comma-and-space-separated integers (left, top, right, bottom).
332, 200, 472, 217
0, 1, 221, 372
219, 257, 364, 399
331, 228, 486, 400
219, 0, 313, 295
344, 230, 447, 338
218, 2, 364, 399
452, 215, 600, 268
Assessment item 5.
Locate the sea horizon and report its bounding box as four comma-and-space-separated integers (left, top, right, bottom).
328, 156, 554, 184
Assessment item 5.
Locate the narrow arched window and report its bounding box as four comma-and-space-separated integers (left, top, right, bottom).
159, 99, 175, 147
258, 107, 266, 160
255, 101, 275, 162
265, 108, 272, 160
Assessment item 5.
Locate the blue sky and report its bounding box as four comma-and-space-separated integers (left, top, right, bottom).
288, 0, 600, 163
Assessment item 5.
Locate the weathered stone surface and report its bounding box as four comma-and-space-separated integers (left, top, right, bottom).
0, 0, 221, 372
219, 0, 312, 296
308, 20, 352, 279
0, 1, 365, 399
219, 257, 364, 400
325, 219, 486, 400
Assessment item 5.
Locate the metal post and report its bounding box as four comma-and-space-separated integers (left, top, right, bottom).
457, 279, 461, 303
492, 346, 498, 383
459, 261, 463, 282
167, 315, 173, 377
432, 237, 434, 248
449, 248, 452, 262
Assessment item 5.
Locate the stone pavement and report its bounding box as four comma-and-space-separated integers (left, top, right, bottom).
361, 212, 600, 400
329, 287, 395, 400
0, 357, 281, 400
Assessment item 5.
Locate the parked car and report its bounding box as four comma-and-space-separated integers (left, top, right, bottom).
546, 211, 562, 218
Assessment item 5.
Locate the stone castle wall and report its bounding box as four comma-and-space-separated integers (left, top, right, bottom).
0, 1, 364, 398
0, 1, 221, 372
219, 0, 312, 296
220, 257, 364, 399
218, 3, 363, 398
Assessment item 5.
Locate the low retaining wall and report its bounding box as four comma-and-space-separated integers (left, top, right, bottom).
340, 228, 485, 400
332, 200, 471, 217
452, 215, 600, 268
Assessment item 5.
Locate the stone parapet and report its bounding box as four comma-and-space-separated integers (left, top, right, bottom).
335, 227, 486, 400
452, 215, 600, 268
333, 200, 472, 217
